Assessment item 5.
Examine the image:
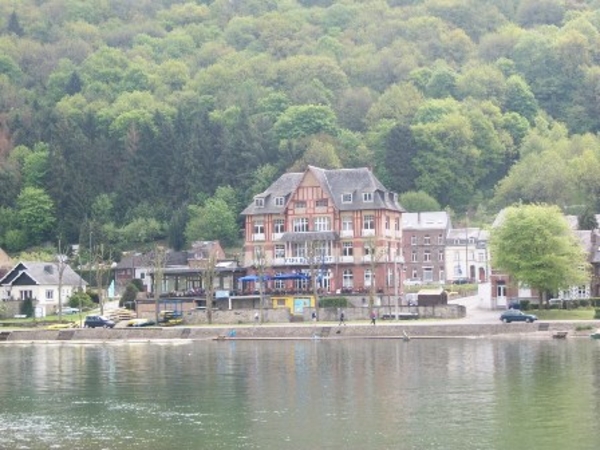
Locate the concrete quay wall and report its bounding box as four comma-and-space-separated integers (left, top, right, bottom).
2, 321, 596, 342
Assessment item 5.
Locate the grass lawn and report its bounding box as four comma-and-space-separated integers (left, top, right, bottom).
527, 308, 596, 320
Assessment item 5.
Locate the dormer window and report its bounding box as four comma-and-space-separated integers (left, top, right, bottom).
255, 197, 264, 208
363, 192, 373, 202
275, 197, 285, 207
342, 193, 352, 203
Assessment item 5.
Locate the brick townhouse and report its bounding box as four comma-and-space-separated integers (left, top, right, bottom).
240, 166, 404, 296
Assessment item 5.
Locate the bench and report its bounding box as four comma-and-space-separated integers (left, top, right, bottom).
538, 323, 550, 331
381, 312, 419, 320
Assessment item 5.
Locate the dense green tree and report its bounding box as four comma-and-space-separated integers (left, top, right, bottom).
17, 186, 56, 244
274, 104, 338, 141
7, 11, 24, 37
399, 191, 441, 212
490, 203, 589, 305
185, 198, 239, 248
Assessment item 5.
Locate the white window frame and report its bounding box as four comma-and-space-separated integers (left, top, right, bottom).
293, 218, 309, 232
274, 197, 285, 207
342, 216, 353, 231
316, 199, 328, 208
46, 290, 53, 300
342, 269, 354, 288
364, 268, 373, 287
411, 235, 417, 245
341, 193, 352, 203
424, 235, 430, 246
363, 192, 373, 202
313, 216, 331, 232
273, 219, 285, 234
253, 220, 264, 234
363, 214, 375, 230
411, 251, 418, 262
254, 197, 264, 207
423, 250, 431, 262
342, 242, 353, 256
295, 200, 306, 209
274, 245, 285, 258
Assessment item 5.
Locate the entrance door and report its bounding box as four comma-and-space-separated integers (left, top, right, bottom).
496, 283, 507, 308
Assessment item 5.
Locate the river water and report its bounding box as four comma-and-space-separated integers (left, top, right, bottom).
1, 338, 599, 450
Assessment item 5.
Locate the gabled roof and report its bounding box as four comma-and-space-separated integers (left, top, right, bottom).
402, 211, 450, 230
0, 261, 86, 287
116, 250, 189, 270
241, 166, 403, 215
446, 228, 487, 243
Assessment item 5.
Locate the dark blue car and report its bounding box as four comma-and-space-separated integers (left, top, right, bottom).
500, 309, 537, 323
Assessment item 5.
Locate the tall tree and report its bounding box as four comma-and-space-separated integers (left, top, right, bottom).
490, 204, 589, 306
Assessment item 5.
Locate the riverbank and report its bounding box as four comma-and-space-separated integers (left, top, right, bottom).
1, 320, 599, 342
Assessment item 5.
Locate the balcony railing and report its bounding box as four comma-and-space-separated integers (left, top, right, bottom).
362, 229, 375, 237
252, 233, 265, 241
340, 230, 354, 238
271, 256, 337, 266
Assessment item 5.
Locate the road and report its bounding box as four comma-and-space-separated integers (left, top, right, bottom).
449, 295, 501, 324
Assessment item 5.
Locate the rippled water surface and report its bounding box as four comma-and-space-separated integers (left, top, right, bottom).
1, 338, 599, 450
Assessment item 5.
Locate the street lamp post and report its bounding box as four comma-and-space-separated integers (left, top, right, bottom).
394, 250, 399, 321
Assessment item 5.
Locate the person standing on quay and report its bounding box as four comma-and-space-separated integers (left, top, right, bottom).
370, 310, 376, 325
339, 311, 346, 326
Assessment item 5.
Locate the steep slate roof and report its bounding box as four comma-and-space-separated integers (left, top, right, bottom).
0, 261, 86, 286
241, 172, 304, 215
241, 166, 403, 215
402, 212, 450, 230
446, 228, 487, 243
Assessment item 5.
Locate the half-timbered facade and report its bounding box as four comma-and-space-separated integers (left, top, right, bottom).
241, 166, 404, 296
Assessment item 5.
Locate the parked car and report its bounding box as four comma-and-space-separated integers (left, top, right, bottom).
451, 278, 470, 285
500, 310, 538, 323
403, 279, 422, 286
60, 307, 79, 315
84, 315, 115, 328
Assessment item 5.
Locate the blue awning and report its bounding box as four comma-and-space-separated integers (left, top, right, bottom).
239, 275, 271, 282
272, 273, 310, 280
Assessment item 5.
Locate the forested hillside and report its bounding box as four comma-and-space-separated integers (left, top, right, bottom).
1, 0, 600, 254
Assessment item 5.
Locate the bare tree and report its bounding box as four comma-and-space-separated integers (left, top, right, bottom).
306, 239, 327, 320
94, 244, 112, 316
55, 240, 68, 322
365, 236, 386, 317
203, 250, 218, 325
152, 246, 167, 325
253, 245, 268, 323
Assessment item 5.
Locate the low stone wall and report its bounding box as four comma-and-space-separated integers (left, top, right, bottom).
3, 321, 598, 342
184, 308, 291, 325
304, 304, 466, 321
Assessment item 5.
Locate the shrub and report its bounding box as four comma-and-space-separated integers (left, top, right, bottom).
120, 283, 139, 307
131, 278, 144, 292
579, 299, 590, 308
520, 300, 530, 311
21, 297, 34, 318
595, 308, 600, 320
69, 291, 95, 310
319, 297, 348, 308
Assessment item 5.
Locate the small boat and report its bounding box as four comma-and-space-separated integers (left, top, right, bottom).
552, 331, 568, 339
590, 330, 600, 340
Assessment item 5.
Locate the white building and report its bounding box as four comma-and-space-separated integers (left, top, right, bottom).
0, 261, 87, 316
445, 228, 490, 283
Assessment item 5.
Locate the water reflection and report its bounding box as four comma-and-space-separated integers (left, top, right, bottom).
0, 339, 599, 449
